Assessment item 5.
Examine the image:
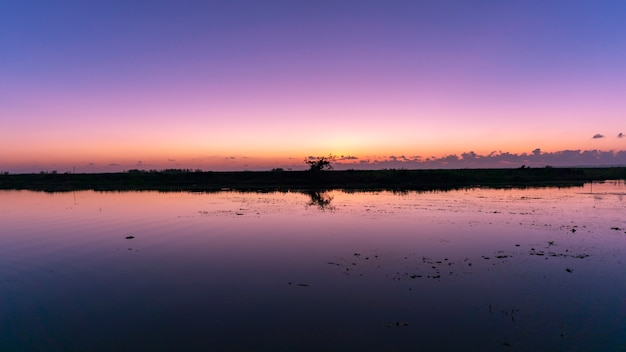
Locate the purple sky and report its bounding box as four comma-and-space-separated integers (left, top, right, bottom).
1, 1, 625, 172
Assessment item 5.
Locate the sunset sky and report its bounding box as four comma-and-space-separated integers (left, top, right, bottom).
2, 0, 625, 172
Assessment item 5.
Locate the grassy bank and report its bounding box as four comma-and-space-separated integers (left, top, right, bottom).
1, 167, 625, 193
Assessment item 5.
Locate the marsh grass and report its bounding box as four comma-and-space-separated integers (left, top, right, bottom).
0, 167, 624, 193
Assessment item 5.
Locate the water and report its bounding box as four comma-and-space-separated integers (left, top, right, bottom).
1, 182, 625, 351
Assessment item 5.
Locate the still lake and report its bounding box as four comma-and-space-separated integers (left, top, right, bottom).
1, 182, 625, 351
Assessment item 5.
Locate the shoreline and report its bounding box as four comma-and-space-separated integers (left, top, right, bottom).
1, 167, 625, 193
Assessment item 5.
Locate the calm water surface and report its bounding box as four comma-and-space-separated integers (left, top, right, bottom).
1, 183, 625, 351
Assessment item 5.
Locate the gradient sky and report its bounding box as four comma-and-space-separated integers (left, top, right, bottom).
2, 0, 625, 172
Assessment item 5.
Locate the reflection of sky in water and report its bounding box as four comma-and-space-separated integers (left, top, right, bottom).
0, 182, 625, 351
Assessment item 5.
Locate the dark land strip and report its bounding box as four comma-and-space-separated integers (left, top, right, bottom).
1, 167, 625, 193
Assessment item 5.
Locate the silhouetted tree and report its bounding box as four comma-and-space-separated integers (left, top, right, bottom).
305, 155, 336, 172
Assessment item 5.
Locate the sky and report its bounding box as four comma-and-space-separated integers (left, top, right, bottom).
1, 0, 625, 173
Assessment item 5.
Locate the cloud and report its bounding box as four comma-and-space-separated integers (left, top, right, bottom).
167, 159, 176, 162
108, 163, 119, 166
339, 155, 358, 160
331, 149, 626, 170
618, 133, 624, 138
592, 134, 605, 139
461, 151, 477, 159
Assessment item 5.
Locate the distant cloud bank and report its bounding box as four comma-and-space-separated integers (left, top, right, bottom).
334, 149, 626, 170
5, 148, 626, 174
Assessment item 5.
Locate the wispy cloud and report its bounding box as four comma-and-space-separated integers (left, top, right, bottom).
618, 133, 624, 138
339, 155, 358, 160
592, 134, 605, 139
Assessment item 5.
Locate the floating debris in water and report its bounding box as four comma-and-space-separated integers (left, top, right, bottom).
529, 248, 589, 259
125, 235, 135, 239
385, 321, 409, 327
566, 268, 573, 273
287, 282, 310, 287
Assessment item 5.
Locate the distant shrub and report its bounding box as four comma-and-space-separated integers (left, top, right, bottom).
305, 155, 335, 172
162, 169, 192, 174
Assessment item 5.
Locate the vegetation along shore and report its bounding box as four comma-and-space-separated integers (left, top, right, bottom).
1, 167, 625, 193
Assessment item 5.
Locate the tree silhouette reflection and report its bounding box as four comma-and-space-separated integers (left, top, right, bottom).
306, 191, 334, 211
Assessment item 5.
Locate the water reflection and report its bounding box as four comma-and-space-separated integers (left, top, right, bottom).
305, 190, 334, 211
0, 183, 625, 351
